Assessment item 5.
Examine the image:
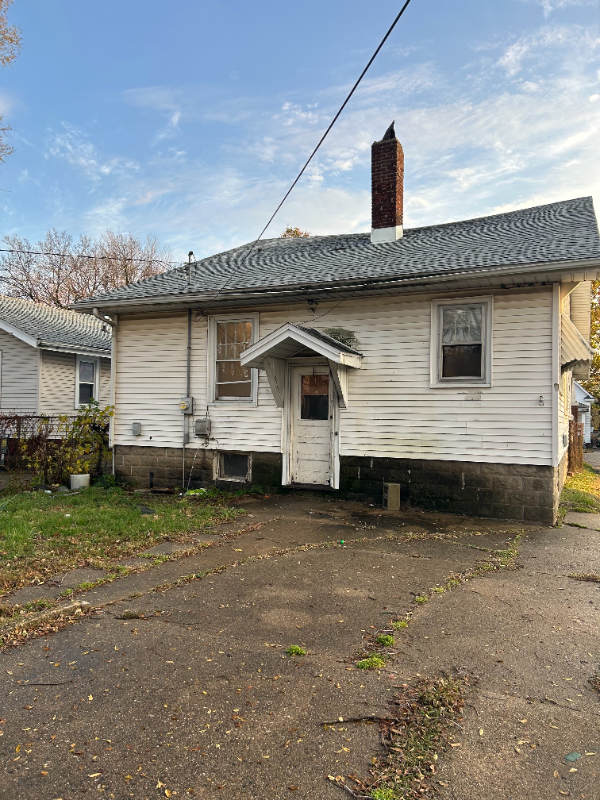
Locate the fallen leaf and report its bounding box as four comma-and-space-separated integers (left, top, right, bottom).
518, 719, 527, 724
479, 729, 484, 736
565, 753, 582, 762
88, 695, 93, 701
450, 743, 462, 748
554, 771, 560, 778
88, 773, 102, 778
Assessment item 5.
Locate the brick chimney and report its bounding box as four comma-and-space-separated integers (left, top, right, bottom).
371, 121, 404, 243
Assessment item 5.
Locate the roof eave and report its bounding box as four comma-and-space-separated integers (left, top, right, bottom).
38, 340, 112, 358
74, 256, 600, 314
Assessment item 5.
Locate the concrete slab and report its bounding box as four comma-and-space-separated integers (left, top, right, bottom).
564, 510, 600, 530
2, 583, 58, 606
0, 496, 584, 800
59, 568, 107, 589
140, 541, 190, 556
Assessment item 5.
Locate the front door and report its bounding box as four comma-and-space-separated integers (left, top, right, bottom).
290, 366, 332, 486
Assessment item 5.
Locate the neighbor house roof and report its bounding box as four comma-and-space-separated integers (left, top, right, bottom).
76, 196, 600, 311
0, 296, 111, 355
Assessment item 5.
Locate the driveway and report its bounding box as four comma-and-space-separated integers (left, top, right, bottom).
1, 495, 598, 800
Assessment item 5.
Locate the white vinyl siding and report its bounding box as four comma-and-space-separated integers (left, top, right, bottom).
38, 352, 111, 416
114, 314, 188, 447
0, 329, 39, 414
113, 286, 554, 466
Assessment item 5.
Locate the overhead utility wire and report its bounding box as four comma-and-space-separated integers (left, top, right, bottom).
211, 0, 415, 303
0, 247, 178, 267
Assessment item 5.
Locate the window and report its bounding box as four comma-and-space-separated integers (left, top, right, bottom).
209, 315, 258, 403
76, 356, 99, 406
301, 374, 330, 420
219, 452, 250, 481
431, 298, 492, 387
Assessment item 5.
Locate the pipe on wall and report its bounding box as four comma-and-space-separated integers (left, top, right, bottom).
183, 308, 192, 487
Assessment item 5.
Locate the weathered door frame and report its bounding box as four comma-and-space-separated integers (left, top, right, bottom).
281, 359, 340, 489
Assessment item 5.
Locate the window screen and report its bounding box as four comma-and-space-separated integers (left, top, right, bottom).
220, 452, 249, 480
300, 374, 329, 420
78, 360, 95, 405
215, 321, 253, 399
440, 306, 483, 379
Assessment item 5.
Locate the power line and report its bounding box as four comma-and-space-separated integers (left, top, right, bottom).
0, 247, 179, 267
211, 0, 415, 302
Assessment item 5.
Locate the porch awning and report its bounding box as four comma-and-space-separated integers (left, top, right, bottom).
561, 313, 593, 373
240, 323, 363, 369
240, 323, 362, 409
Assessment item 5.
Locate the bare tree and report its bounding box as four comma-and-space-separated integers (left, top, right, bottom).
0, 0, 22, 165
0, 229, 172, 307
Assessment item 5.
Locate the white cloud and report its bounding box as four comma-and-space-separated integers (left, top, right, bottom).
46, 123, 139, 182
522, 0, 597, 19
31, 19, 600, 261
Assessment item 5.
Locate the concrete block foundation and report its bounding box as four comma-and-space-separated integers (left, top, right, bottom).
114, 445, 565, 523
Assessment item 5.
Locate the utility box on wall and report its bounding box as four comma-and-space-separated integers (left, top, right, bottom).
383, 482, 401, 511
180, 396, 194, 415
194, 417, 211, 437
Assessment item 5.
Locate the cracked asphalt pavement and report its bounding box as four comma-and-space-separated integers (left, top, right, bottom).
1, 495, 598, 800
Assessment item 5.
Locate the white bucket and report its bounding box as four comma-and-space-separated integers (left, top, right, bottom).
70, 474, 90, 491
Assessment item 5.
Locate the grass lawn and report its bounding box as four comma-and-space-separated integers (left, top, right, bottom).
0, 486, 243, 596
561, 463, 600, 513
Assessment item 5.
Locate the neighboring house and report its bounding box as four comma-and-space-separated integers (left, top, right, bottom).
0, 297, 111, 416
574, 381, 595, 445
76, 124, 600, 524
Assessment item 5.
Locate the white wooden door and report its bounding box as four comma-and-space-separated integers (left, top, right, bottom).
290, 366, 332, 486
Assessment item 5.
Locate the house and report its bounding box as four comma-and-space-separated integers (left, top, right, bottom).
0, 296, 111, 416
574, 381, 595, 445
76, 124, 600, 524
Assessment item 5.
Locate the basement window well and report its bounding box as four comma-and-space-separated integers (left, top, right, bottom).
218, 452, 251, 482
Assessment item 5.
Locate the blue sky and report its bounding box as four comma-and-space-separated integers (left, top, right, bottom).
0, 0, 599, 261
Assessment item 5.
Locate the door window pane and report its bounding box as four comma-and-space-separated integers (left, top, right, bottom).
301, 375, 329, 420
215, 320, 253, 399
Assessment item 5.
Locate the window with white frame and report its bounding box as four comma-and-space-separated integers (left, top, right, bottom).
431, 298, 492, 386
209, 315, 258, 402
76, 356, 99, 406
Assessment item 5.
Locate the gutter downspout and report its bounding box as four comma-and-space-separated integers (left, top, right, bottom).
183, 251, 194, 489
92, 307, 117, 328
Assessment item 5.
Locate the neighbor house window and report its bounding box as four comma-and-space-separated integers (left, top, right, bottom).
209, 315, 258, 403
76, 356, 99, 406
431, 298, 492, 387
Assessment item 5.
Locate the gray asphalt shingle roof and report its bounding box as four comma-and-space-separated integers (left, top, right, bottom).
82, 197, 600, 306
0, 297, 111, 353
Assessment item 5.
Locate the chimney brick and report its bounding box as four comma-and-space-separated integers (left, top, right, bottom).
371, 127, 404, 235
